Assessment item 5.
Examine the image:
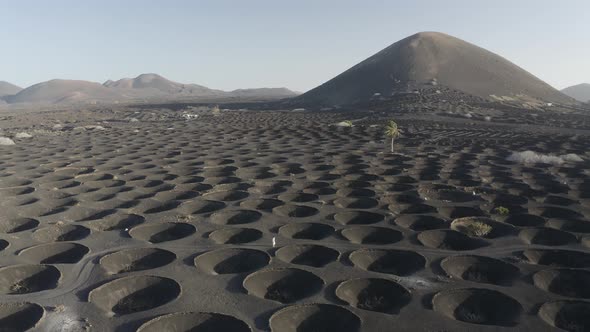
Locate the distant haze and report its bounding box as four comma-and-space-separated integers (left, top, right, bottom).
0, 1, 588, 92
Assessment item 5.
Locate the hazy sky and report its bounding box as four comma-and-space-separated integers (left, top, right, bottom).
1, 0, 588, 92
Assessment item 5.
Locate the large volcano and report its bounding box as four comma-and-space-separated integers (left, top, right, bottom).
297, 32, 573, 105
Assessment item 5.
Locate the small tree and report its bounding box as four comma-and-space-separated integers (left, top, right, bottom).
385, 120, 400, 152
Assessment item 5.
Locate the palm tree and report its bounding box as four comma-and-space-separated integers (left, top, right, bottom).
385, 120, 400, 152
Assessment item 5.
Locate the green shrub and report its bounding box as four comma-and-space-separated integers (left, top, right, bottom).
494, 206, 510, 216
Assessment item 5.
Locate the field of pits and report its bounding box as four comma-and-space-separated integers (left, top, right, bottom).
2, 106, 590, 331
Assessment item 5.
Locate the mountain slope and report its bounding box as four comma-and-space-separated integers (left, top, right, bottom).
5, 79, 123, 104
562, 83, 590, 103
228, 87, 298, 98
0, 81, 22, 97
297, 31, 573, 105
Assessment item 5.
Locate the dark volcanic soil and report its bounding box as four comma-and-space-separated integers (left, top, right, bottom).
1, 101, 590, 331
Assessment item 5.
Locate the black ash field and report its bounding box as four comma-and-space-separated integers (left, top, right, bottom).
2, 97, 590, 332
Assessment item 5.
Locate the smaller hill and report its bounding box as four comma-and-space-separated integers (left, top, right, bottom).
5, 79, 122, 104
562, 83, 590, 103
0, 81, 22, 98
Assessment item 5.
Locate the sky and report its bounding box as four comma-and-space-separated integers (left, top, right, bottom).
1, 0, 588, 92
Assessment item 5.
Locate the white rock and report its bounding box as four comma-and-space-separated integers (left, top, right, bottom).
562, 154, 584, 162
507, 151, 584, 165
86, 125, 106, 131
15, 132, 33, 138
0, 137, 16, 145
335, 121, 353, 127
182, 113, 199, 120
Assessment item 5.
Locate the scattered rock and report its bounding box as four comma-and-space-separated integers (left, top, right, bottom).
0, 137, 15, 145
15, 132, 32, 138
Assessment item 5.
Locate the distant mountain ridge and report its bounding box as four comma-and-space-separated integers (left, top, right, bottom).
1, 74, 298, 105
561, 83, 590, 103
297, 31, 574, 105
102, 73, 225, 97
